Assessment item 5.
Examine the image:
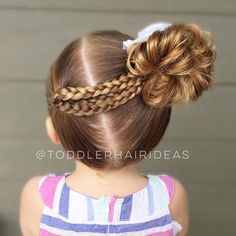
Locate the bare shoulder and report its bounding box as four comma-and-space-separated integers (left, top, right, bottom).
169, 177, 189, 236
20, 176, 44, 236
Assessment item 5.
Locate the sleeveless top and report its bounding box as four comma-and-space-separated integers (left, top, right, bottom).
38, 172, 182, 236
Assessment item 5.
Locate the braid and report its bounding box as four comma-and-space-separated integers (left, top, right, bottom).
52, 72, 146, 116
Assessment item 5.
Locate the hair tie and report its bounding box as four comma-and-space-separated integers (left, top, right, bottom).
122, 22, 172, 50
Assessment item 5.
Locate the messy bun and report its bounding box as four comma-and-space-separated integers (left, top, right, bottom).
126, 23, 217, 107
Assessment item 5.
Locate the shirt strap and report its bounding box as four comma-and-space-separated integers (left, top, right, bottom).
158, 174, 175, 201
38, 173, 65, 209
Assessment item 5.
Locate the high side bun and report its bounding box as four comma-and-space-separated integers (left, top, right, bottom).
126, 23, 217, 107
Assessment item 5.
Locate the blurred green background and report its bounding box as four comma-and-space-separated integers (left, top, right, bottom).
0, 0, 235, 235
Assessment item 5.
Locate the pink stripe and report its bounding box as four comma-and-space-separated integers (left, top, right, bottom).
108, 196, 117, 222
39, 228, 60, 236
39, 175, 64, 209
148, 229, 173, 236
158, 175, 174, 200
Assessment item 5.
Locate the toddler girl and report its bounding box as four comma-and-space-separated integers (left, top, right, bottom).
20, 22, 216, 236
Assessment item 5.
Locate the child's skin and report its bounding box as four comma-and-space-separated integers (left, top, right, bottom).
19, 117, 189, 236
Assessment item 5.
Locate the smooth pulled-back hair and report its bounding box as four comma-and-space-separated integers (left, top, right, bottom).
46, 23, 216, 169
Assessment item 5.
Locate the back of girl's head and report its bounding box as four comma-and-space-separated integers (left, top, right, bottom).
46, 23, 216, 169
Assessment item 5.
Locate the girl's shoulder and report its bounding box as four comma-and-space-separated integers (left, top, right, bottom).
149, 173, 188, 209
148, 173, 188, 235
20, 175, 45, 235
20, 172, 67, 212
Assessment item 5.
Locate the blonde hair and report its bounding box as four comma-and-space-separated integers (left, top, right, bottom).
46, 23, 216, 169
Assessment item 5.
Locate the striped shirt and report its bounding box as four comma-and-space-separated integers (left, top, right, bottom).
38, 173, 182, 235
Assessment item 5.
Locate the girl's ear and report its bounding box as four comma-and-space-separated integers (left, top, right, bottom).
45, 116, 61, 145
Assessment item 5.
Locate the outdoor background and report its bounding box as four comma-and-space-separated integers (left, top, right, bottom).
0, 0, 235, 235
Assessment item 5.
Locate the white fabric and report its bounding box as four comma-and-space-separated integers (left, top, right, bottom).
123, 22, 172, 50
53, 178, 65, 214
173, 220, 183, 235
68, 189, 89, 221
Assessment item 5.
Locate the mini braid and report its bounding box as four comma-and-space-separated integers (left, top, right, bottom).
52, 72, 146, 116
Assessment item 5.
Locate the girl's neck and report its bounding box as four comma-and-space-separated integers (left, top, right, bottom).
65, 160, 148, 198
73, 160, 142, 185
